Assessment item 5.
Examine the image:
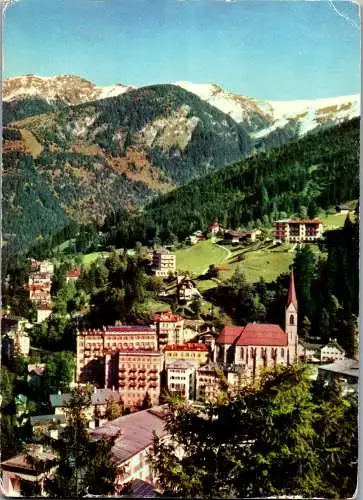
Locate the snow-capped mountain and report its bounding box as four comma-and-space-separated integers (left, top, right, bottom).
3, 75, 134, 105
3, 74, 360, 141
174, 81, 360, 138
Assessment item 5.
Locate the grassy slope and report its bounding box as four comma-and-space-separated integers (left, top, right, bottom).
174, 240, 227, 276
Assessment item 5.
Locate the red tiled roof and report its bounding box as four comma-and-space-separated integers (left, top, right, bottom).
236, 323, 288, 347
67, 268, 81, 278
216, 325, 244, 345
153, 311, 184, 323
164, 343, 208, 352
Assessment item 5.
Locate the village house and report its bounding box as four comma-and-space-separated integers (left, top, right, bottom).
208, 217, 223, 237
196, 361, 222, 402
165, 359, 198, 400
298, 339, 345, 363
164, 343, 209, 367
30, 260, 54, 275
177, 276, 201, 304
89, 406, 168, 492
1, 317, 31, 358
50, 387, 122, 423
1, 444, 57, 497
224, 229, 261, 244
66, 268, 81, 283
215, 271, 298, 380
153, 311, 185, 348
273, 219, 323, 243
151, 248, 176, 277
30, 414, 66, 440
36, 303, 52, 324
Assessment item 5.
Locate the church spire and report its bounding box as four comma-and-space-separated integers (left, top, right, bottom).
287, 270, 298, 310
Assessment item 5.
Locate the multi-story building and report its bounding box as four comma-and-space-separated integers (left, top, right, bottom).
115, 351, 164, 409
152, 248, 176, 277
153, 311, 184, 348
30, 259, 54, 275
1, 317, 31, 358
89, 406, 168, 491
196, 362, 222, 402
164, 343, 209, 367
76, 325, 157, 383
166, 360, 198, 400
216, 272, 298, 381
273, 219, 323, 243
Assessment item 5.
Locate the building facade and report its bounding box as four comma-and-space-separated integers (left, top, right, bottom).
114, 350, 163, 409
177, 276, 200, 304
215, 272, 298, 380
153, 311, 185, 348
164, 343, 209, 367
76, 325, 157, 384
166, 360, 198, 400
152, 248, 176, 277
273, 219, 323, 243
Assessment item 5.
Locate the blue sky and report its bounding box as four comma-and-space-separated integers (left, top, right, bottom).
4, 0, 360, 100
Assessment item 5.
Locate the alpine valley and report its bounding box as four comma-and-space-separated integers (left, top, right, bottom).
2, 74, 360, 256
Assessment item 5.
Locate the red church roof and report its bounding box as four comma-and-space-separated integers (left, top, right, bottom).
236, 323, 288, 346
217, 323, 287, 347
287, 271, 298, 310
216, 325, 244, 345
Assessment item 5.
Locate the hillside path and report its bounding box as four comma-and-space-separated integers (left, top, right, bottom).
201, 242, 232, 275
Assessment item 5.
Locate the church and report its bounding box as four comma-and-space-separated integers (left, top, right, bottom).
215, 271, 298, 379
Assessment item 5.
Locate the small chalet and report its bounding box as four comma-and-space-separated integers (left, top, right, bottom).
298, 339, 345, 363
66, 268, 81, 283
224, 229, 261, 244
208, 218, 223, 237
177, 276, 200, 304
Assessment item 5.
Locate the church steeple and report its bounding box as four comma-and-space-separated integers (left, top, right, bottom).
287, 270, 298, 310
285, 270, 298, 363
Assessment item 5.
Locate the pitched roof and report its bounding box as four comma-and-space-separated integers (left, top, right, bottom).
164, 343, 208, 352
153, 311, 184, 323
66, 268, 81, 278
236, 323, 288, 347
287, 271, 298, 310
89, 406, 167, 464
318, 358, 359, 378
50, 389, 121, 408
216, 325, 244, 345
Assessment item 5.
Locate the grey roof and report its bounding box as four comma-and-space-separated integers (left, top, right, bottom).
89, 406, 167, 465
30, 414, 66, 426
299, 341, 323, 351
50, 389, 121, 408
319, 358, 359, 378
124, 478, 159, 498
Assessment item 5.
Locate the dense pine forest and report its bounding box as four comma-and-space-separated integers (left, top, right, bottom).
104, 117, 359, 248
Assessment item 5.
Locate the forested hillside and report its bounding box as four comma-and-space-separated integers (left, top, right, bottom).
105, 117, 359, 248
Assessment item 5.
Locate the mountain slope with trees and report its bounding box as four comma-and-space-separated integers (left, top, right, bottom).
104, 117, 359, 248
